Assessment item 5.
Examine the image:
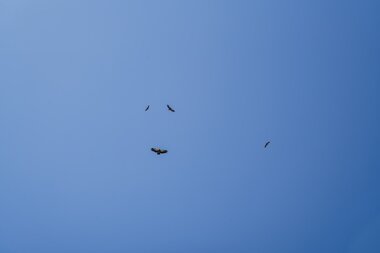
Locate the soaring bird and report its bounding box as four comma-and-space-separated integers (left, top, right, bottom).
264, 141, 271, 148
151, 148, 168, 155
167, 104, 175, 112
145, 105, 150, 111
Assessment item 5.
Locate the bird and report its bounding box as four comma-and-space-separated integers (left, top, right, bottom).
145, 105, 150, 111
151, 148, 168, 155
264, 141, 271, 148
167, 104, 175, 112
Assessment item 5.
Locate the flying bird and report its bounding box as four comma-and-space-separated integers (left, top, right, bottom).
151, 148, 168, 155
167, 104, 175, 112
145, 105, 150, 111
264, 141, 271, 148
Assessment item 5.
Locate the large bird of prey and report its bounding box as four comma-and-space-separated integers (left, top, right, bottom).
264, 141, 271, 148
145, 105, 150, 111
167, 104, 175, 112
151, 148, 168, 155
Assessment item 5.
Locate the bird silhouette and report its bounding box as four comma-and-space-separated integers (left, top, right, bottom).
167, 104, 175, 112
264, 141, 270, 148
145, 105, 150, 111
151, 148, 168, 155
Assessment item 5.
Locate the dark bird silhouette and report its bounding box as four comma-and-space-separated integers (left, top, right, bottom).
151, 148, 168, 155
167, 104, 175, 112
264, 141, 271, 148
145, 105, 150, 111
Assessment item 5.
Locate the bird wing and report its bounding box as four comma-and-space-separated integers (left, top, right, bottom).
167, 105, 175, 112
151, 148, 158, 153
161, 149, 168, 154
265, 142, 270, 148
145, 105, 150, 111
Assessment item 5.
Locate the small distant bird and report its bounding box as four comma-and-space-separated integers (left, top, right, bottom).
145, 105, 150, 111
151, 148, 168, 155
264, 141, 271, 148
167, 104, 175, 112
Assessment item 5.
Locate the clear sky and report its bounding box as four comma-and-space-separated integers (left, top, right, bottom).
0, 1, 379, 252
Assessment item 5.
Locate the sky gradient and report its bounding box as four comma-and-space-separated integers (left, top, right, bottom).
0, 1, 379, 252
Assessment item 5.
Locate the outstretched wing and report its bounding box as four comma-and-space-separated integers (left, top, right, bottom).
151, 148, 159, 153
167, 104, 175, 112
160, 149, 168, 154
145, 105, 150, 111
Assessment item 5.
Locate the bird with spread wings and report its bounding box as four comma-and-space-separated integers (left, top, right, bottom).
151, 148, 168, 155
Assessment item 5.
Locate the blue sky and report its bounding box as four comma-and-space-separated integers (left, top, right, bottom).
0, 1, 379, 252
